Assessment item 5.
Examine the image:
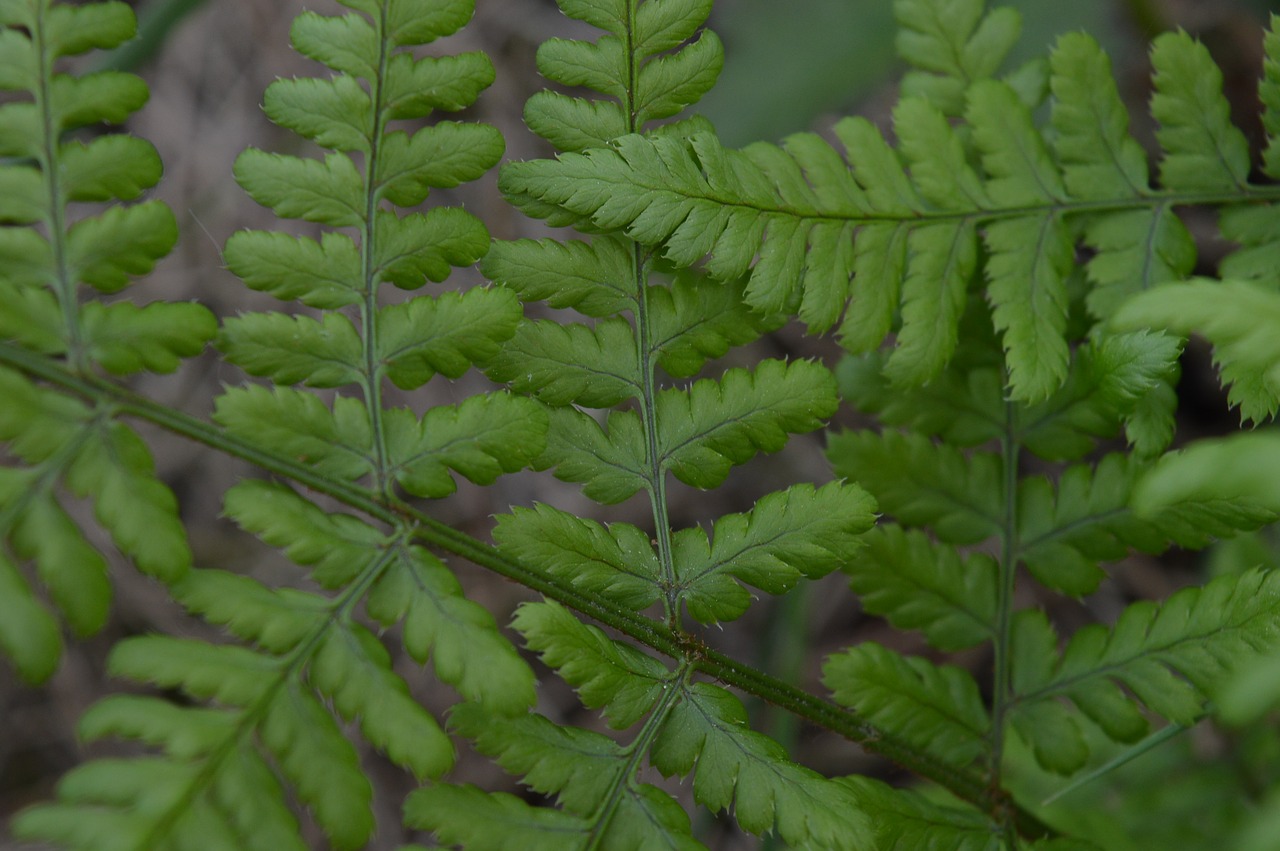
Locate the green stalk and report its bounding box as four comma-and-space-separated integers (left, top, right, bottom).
990, 396, 1022, 841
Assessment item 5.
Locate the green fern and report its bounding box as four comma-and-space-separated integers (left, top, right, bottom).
6, 0, 1280, 848
0, 0, 213, 683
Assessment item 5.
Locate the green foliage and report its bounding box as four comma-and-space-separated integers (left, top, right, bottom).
6, 0, 1280, 848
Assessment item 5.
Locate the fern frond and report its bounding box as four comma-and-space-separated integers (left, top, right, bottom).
0, 0, 210, 680
840, 776, 1007, 851
825, 643, 991, 772
1010, 569, 1280, 773
827, 429, 1004, 544
846, 525, 997, 651
672, 481, 876, 624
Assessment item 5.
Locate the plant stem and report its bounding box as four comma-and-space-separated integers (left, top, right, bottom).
990, 396, 1022, 840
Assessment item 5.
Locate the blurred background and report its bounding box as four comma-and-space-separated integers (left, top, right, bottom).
4, 0, 1280, 848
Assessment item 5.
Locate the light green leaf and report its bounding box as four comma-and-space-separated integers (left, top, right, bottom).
108, 637, 279, 707
263, 76, 372, 153
379, 287, 521, 390
406, 784, 587, 851
658, 358, 836, 489
495, 504, 661, 610
219, 311, 362, 388
60, 135, 163, 202
366, 545, 536, 713
482, 235, 637, 318
541, 406, 649, 504
375, 122, 503, 205
827, 429, 1004, 544
674, 482, 876, 623
523, 91, 628, 152
51, 71, 148, 130
222, 480, 384, 588
1112, 278, 1280, 423
1082, 205, 1195, 319
649, 274, 772, 378
66, 421, 192, 581
175, 570, 329, 654
372, 207, 490, 288
0, 552, 63, 683
895, 0, 1020, 114
846, 525, 997, 651
514, 600, 670, 729
825, 642, 991, 769
11, 492, 112, 636
387, 393, 548, 497
224, 230, 361, 308
310, 625, 453, 779
233, 150, 364, 227
486, 317, 639, 407
261, 683, 374, 851
1049, 32, 1149, 198
385, 0, 475, 46
68, 201, 177, 292
383, 52, 494, 118
82, 300, 217, 374
47, 2, 136, 55
214, 386, 373, 482
635, 29, 723, 124
290, 11, 377, 79
0, 163, 42, 223
1150, 30, 1250, 191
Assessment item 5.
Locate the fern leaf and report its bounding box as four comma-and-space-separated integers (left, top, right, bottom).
263, 74, 373, 153
451, 703, 628, 814
485, 317, 641, 407
1150, 30, 1251, 192
658, 359, 836, 489
1011, 569, 1280, 771
222, 231, 362, 309
218, 313, 362, 389
494, 504, 662, 610
894, 0, 1021, 115
1112, 278, 1280, 422
222, 480, 384, 588
406, 784, 590, 851
214, 386, 374, 482
261, 683, 374, 849
1264, 17, 1280, 178
840, 776, 1005, 851
386, 393, 548, 498
0, 551, 63, 682
174, 570, 328, 654
482, 235, 637, 317
1219, 204, 1280, 282
378, 287, 521, 390
65, 420, 192, 581
650, 682, 873, 848
650, 273, 773, 378
540, 406, 650, 504
825, 642, 991, 770
847, 525, 997, 651
366, 545, 538, 714
81, 301, 218, 375
827, 429, 1004, 544
68, 200, 177, 293
672, 482, 876, 624
1130, 431, 1280, 520
514, 601, 671, 729
884, 222, 979, 387
1049, 33, 1149, 199
10, 491, 111, 636
309, 624, 454, 779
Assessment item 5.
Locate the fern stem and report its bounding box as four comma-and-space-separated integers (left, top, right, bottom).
0, 341, 1053, 838
356, 4, 395, 497
31, 4, 83, 371
990, 396, 1022, 839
